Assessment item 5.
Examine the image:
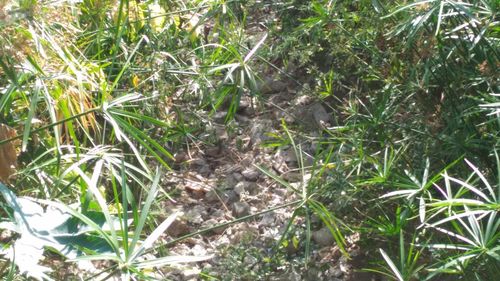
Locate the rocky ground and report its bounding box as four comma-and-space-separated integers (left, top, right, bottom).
154, 74, 379, 281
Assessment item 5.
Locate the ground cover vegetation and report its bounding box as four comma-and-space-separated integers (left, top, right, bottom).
0, 0, 498, 280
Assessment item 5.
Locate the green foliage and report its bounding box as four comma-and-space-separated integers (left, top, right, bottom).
0, 0, 498, 279
0, 182, 112, 280
257, 120, 348, 263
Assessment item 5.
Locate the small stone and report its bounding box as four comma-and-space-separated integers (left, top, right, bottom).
189, 158, 211, 177
222, 190, 240, 205
249, 119, 273, 146
182, 267, 201, 280
258, 77, 288, 95
294, 95, 313, 106
185, 205, 207, 224
329, 266, 343, 278
204, 189, 219, 203
310, 103, 331, 128
242, 168, 259, 181
245, 182, 259, 195
280, 149, 297, 164
232, 202, 251, 218
174, 151, 188, 163
260, 212, 275, 227
303, 267, 322, 280
205, 145, 221, 157
232, 172, 244, 182
203, 219, 226, 234
167, 219, 191, 237
225, 173, 238, 188
269, 269, 301, 281
215, 125, 228, 141
185, 183, 207, 199
234, 181, 247, 195
234, 181, 259, 196
191, 244, 208, 256
213, 111, 227, 123
238, 96, 251, 110
312, 227, 335, 246
243, 255, 258, 265
283, 172, 302, 182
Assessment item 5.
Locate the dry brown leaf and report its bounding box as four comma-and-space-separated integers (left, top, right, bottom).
0, 124, 18, 183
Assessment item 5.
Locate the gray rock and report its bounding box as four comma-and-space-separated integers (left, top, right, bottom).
249, 119, 273, 146
190, 158, 211, 177
186, 205, 207, 224
283, 171, 302, 182
232, 202, 251, 218
243, 255, 258, 265
280, 148, 297, 164
213, 111, 227, 123
310, 102, 331, 128
204, 189, 219, 203
166, 219, 191, 237
215, 125, 228, 141
329, 266, 344, 278
260, 212, 275, 227
234, 181, 258, 195
225, 173, 238, 188
303, 267, 322, 281
242, 168, 259, 181
238, 95, 251, 110
233, 181, 247, 195
232, 172, 244, 182
203, 219, 226, 234
258, 77, 288, 95
245, 182, 259, 195
222, 190, 240, 205
181, 267, 201, 281
205, 145, 221, 157
270, 269, 301, 281
312, 227, 335, 246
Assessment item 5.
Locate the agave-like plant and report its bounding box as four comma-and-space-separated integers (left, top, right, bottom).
51, 166, 213, 280
0, 164, 212, 280
419, 155, 500, 279
202, 32, 267, 122
367, 230, 424, 281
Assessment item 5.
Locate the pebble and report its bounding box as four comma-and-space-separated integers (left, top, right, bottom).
166, 219, 191, 237
232, 172, 244, 182
234, 181, 259, 196
312, 227, 335, 246
310, 102, 331, 128
329, 265, 343, 278
245, 182, 259, 195
204, 189, 219, 203
233, 181, 247, 195
242, 168, 259, 181
232, 201, 251, 218
249, 119, 273, 145
213, 111, 228, 123
223, 190, 240, 205
258, 77, 288, 95
202, 219, 226, 234
260, 212, 276, 227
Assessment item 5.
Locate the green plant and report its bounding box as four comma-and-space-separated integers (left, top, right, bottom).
256, 120, 348, 264
204, 33, 267, 122
57, 166, 211, 280
420, 156, 500, 279
0, 165, 211, 280
0, 182, 109, 280
369, 230, 425, 281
